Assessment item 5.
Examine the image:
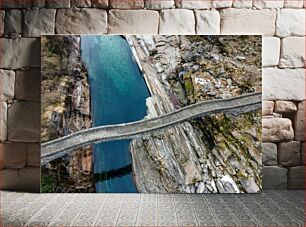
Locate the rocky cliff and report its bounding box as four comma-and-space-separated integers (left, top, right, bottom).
130, 35, 262, 193
41, 36, 95, 193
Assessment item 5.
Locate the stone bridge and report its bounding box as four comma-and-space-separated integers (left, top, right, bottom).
41, 92, 261, 164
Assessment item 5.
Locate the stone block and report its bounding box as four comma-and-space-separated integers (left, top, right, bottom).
263, 166, 287, 189
27, 143, 40, 167
46, 0, 70, 8
145, 0, 174, 9
71, 0, 91, 7
274, 101, 297, 113
301, 142, 305, 165
232, 0, 253, 8
109, 0, 144, 8
262, 37, 280, 66
91, 0, 108, 8
195, 10, 220, 35
263, 68, 305, 101
56, 8, 107, 34
253, 0, 284, 8
0, 69, 15, 102
0, 11, 4, 35
280, 37, 305, 68
294, 101, 305, 141
32, 0, 46, 8
0, 102, 7, 142
0, 143, 27, 169
15, 69, 41, 102
23, 9, 56, 37
276, 9, 305, 37
8, 102, 41, 142
262, 143, 277, 166
175, 0, 212, 8
262, 118, 294, 142
159, 9, 195, 35
4, 10, 22, 34
0, 0, 31, 9
212, 0, 233, 8
0, 38, 40, 69
0, 167, 40, 192
288, 166, 304, 189
262, 101, 274, 115
284, 0, 304, 8
108, 10, 159, 34
220, 9, 276, 36
278, 141, 301, 167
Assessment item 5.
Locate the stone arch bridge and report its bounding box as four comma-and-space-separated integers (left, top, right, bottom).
41, 92, 261, 165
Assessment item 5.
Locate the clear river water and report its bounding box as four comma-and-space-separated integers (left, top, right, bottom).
80, 35, 150, 193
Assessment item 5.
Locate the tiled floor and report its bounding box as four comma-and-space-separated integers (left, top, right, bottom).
1, 190, 304, 226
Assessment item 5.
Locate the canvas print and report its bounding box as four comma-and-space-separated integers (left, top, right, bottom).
41, 35, 262, 193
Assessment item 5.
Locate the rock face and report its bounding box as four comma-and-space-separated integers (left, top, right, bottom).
41, 36, 94, 193
130, 35, 262, 193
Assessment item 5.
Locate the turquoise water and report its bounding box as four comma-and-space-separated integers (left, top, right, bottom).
80, 36, 150, 193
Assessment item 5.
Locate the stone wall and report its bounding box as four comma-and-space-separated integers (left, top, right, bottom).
0, 0, 304, 192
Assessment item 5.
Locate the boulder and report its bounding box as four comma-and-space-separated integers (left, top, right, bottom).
280, 37, 305, 68
0, 38, 40, 69
109, 0, 144, 8
0, 143, 27, 169
8, 102, 41, 142
0, 69, 15, 102
108, 10, 159, 34
220, 9, 276, 35
262, 101, 274, 115
262, 118, 294, 142
23, 9, 56, 37
263, 166, 287, 189
288, 166, 304, 189
0, 102, 7, 142
276, 9, 305, 37
145, 0, 175, 9
263, 68, 305, 101
56, 8, 107, 34
27, 143, 40, 167
159, 9, 195, 35
0, 167, 40, 192
294, 101, 305, 141
4, 10, 22, 34
262, 143, 277, 166
262, 37, 280, 66
195, 10, 220, 35
274, 101, 297, 113
278, 141, 301, 167
15, 69, 41, 101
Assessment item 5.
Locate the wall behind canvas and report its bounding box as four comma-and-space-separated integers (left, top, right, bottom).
0, 0, 304, 192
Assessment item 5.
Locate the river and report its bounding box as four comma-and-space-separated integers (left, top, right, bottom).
80, 35, 150, 193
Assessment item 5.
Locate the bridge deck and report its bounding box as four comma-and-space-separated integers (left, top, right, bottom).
41, 92, 262, 164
